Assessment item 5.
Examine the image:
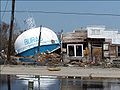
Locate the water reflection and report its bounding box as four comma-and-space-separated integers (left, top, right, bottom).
0, 75, 120, 90
61, 78, 120, 90
0, 75, 60, 90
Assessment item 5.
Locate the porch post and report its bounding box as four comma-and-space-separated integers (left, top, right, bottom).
102, 42, 104, 61
88, 42, 92, 61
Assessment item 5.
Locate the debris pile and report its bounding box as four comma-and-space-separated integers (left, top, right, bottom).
36, 53, 61, 66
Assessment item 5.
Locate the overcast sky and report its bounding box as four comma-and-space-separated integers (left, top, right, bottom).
1, 1, 120, 32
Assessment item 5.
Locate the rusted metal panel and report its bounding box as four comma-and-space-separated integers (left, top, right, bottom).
109, 46, 117, 57
63, 30, 87, 43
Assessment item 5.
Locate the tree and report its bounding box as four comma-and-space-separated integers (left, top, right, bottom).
0, 21, 19, 55
0, 22, 9, 53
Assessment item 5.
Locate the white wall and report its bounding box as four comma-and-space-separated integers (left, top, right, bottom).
87, 26, 120, 45
112, 33, 120, 44
87, 26, 105, 38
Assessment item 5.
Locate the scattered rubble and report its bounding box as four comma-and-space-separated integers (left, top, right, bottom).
25, 53, 61, 66
1, 50, 120, 68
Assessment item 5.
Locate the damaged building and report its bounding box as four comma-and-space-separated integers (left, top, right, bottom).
62, 25, 120, 62
62, 28, 87, 61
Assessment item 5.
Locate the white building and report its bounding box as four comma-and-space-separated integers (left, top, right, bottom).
87, 25, 120, 45
87, 25, 120, 58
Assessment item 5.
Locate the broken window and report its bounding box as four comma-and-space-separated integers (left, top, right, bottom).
118, 46, 120, 56
76, 45, 82, 56
68, 46, 74, 56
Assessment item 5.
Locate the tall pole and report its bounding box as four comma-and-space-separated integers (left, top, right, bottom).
38, 25, 42, 54
0, 25, 1, 52
7, 0, 15, 64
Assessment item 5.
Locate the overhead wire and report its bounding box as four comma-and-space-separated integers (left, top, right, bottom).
1, 10, 120, 17
1, 0, 9, 20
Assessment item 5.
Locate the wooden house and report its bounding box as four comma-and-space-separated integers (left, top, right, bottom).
62, 28, 87, 61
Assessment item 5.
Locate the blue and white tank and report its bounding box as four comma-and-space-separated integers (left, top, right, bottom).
14, 27, 60, 56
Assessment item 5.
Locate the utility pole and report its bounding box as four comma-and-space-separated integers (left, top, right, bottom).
0, 25, 1, 52
7, 0, 15, 64
38, 25, 42, 54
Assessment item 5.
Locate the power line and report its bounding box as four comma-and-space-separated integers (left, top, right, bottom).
2, 0, 9, 20
1, 10, 120, 17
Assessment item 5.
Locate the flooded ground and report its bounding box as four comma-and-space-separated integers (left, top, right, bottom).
0, 74, 120, 90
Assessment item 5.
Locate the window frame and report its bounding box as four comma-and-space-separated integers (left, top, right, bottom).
67, 44, 83, 57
